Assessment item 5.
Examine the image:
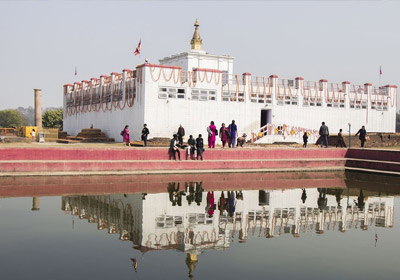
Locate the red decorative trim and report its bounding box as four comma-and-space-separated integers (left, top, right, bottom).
90, 77, 99, 80
63, 84, 73, 87
111, 72, 120, 76
136, 63, 182, 70
242, 72, 252, 76
82, 80, 90, 83
295, 77, 304, 80
100, 75, 109, 78
74, 82, 81, 85
123, 69, 132, 72
384, 85, 391, 88
192, 68, 223, 73
364, 83, 372, 86
319, 79, 328, 82
392, 85, 398, 88
342, 81, 351, 84
269, 75, 278, 78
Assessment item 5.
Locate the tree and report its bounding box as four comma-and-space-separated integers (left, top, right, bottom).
17, 106, 34, 126
0, 109, 25, 128
42, 108, 63, 129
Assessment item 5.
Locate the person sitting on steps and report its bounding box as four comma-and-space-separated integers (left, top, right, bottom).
169, 134, 181, 160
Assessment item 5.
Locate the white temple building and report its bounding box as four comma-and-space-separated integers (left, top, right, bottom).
63, 20, 397, 143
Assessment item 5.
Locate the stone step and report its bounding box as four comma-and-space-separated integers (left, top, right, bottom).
0, 158, 346, 173
346, 158, 400, 173
0, 147, 348, 161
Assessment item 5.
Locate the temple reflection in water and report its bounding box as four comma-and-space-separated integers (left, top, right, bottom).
62, 184, 394, 253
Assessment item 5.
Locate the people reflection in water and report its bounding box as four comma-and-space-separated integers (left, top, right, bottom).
355, 189, 365, 210
227, 191, 236, 217
188, 229, 195, 245
218, 191, 227, 215
207, 191, 215, 217
186, 182, 196, 205
167, 182, 185, 206
236, 191, 243, 200
301, 189, 307, 203
335, 189, 343, 207
195, 182, 204, 206
317, 188, 328, 211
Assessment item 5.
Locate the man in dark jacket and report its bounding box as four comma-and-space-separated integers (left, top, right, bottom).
355, 126, 367, 147
177, 124, 185, 145
319, 121, 329, 148
186, 135, 196, 160
141, 124, 150, 147
196, 134, 204, 160
336, 129, 346, 148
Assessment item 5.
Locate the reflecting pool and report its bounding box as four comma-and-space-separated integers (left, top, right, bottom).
1, 171, 400, 280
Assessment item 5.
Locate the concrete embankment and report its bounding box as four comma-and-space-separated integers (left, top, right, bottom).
0, 147, 347, 176
0, 146, 398, 176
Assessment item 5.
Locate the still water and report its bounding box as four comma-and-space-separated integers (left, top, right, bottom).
1, 171, 400, 280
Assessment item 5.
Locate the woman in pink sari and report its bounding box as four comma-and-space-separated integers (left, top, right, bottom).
208, 121, 217, 148
207, 191, 215, 217
122, 125, 130, 146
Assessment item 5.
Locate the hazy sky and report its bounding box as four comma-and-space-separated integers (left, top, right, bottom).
0, 0, 399, 110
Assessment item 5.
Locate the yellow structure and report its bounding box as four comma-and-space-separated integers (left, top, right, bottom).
18, 126, 38, 138
190, 19, 202, 50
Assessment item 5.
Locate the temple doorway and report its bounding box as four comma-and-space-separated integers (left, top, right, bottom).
260, 109, 272, 128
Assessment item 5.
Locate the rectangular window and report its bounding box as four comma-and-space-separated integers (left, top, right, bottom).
191, 89, 217, 101
159, 87, 186, 99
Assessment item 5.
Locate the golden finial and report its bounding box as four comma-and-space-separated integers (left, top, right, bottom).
191, 19, 202, 50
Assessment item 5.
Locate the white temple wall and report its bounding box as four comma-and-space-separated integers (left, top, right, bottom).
63, 78, 146, 141
142, 66, 395, 143
64, 107, 144, 141
159, 51, 234, 75
63, 65, 396, 142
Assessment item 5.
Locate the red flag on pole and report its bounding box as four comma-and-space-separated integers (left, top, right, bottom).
134, 40, 141, 56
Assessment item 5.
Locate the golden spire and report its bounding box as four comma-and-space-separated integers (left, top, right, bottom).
190, 19, 202, 50
186, 253, 198, 279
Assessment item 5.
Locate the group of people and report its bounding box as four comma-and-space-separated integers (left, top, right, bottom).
170, 133, 204, 160
123, 120, 368, 151
169, 120, 247, 161
176, 120, 242, 150
207, 120, 239, 148
304, 121, 367, 148
121, 124, 150, 147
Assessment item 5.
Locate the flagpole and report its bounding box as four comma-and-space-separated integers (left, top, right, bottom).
379, 66, 382, 96
379, 66, 381, 88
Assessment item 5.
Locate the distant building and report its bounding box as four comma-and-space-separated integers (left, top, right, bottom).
63, 20, 397, 143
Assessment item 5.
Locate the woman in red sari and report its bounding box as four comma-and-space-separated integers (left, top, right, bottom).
219, 123, 228, 148
208, 121, 217, 148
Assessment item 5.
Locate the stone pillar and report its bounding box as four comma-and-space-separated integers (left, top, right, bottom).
34, 89, 42, 129
32, 197, 40, 211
